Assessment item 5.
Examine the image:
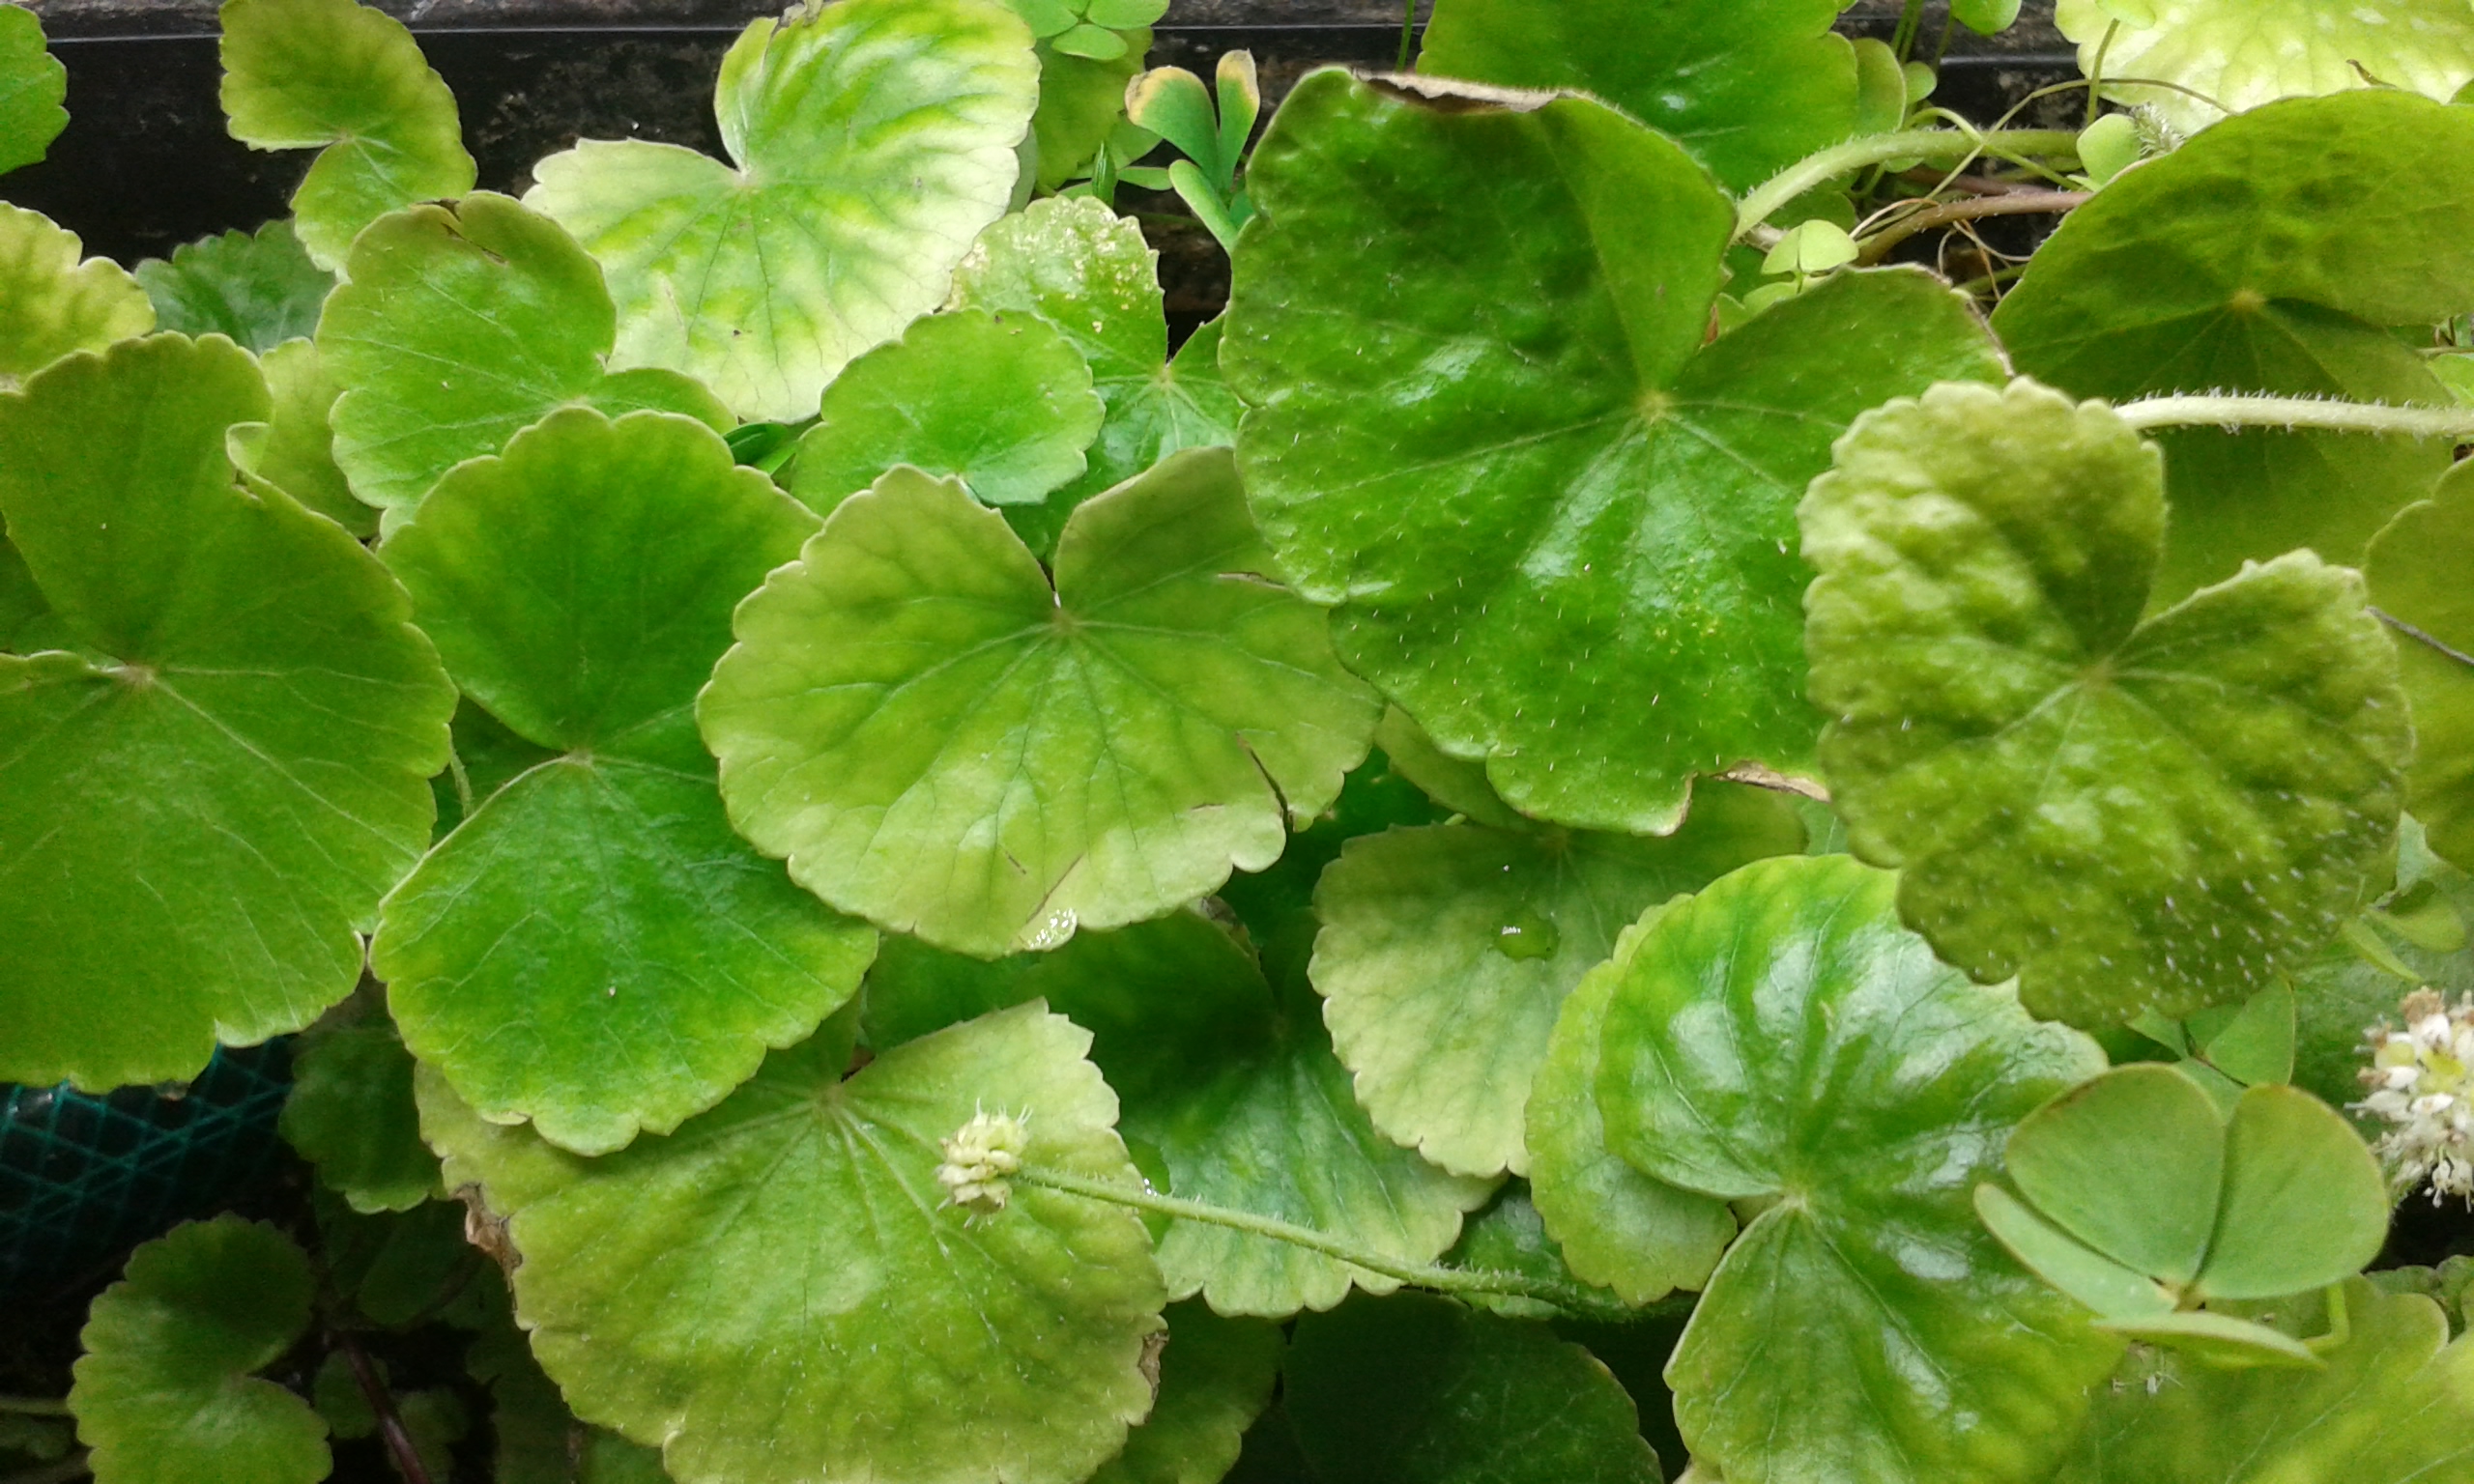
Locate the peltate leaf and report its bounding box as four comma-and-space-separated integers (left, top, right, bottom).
279, 1015, 438, 1213
1224, 71, 2004, 832
0, 204, 155, 384
0, 3, 65, 176
319, 193, 729, 514
69, 1216, 329, 1484
0, 334, 453, 1088
526, 0, 1038, 421
1417, 0, 1859, 191
134, 220, 331, 354
1801, 378, 2409, 1027
1596, 855, 2118, 1484
1090, 1302, 1282, 1484
376, 408, 872, 1155
1992, 92, 2474, 607
1309, 783, 1802, 1177
2368, 463, 2474, 872
217, 0, 475, 271
419, 1004, 1166, 1484
702, 448, 1379, 957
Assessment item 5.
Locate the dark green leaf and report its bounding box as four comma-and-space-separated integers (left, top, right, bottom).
134, 220, 331, 353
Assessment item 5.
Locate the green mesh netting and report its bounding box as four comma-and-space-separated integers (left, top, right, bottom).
1, 1042, 293, 1293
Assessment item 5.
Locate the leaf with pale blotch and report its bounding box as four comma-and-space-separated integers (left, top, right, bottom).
419, 1004, 1165, 1484
280, 1016, 438, 1213
1225, 71, 2004, 832
1597, 855, 2117, 1484
70, 1217, 330, 1484
1801, 378, 2409, 1028
526, 0, 1037, 421
136, 220, 331, 353
376, 409, 871, 1155
2369, 465, 2474, 873
319, 194, 727, 514
0, 4, 65, 177
789, 307, 1103, 512
0, 334, 452, 1089
1310, 783, 1801, 1177
217, 0, 475, 270
0, 204, 154, 383
703, 448, 1378, 957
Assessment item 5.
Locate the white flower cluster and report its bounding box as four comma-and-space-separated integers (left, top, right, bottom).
2358, 987, 2474, 1203
937, 1109, 1029, 1214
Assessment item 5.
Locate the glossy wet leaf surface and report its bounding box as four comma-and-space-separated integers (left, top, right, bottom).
135, 220, 331, 354
1596, 855, 2116, 1484
1225, 71, 2002, 832
376, 409, 872, 1155
0, 204, 154, 383
703, 449, 1378, 957
1309, 783, 1800, 1177
2368, 464, 2474, 872
0, 334, 452, 1088
1993, 93, 2474, 607
419, 1004, 1165, 1484
0, 3, 65, 177
218, 0, 475, 270
70, 1217, 329, 1484
319, 194, 728, 514
527, 0, 1037, 420
1802, 379, 2409, 1027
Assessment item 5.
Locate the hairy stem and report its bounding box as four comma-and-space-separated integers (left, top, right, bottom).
2115, 395, 2474, 440
1856, 189, 2087, 264
1736, 128, 2083, 241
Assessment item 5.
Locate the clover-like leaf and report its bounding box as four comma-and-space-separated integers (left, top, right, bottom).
0, 334, 453, 1089
2369, 464, 2474, 872
70, 1216, 329, 1484
1526, 910, 1736, 1306
998, 0, 1151, 189
1090, 1302, 1282, 1484
1803, 378, 2409, 1028
218, 0, 475, 271
1283, 1293, 1663, 1484
950, 195, 1242, 539
526, 0, 1037, 421
0, 3, 67, 177
375, 408, 872, 1155
704, 447, 1379, 957
1596, 854, 2117, 1484
319, 193, 729, 515
280, 1014, 438, 1213
863, 911, 1494, 1316
1310, 783, 1801, 1178
419, 1003, 1166, 1484
2055, 0, 2474, 136
2053, 1279, 2474, 1483
1993, 92, 2474, 607
788, 307, 1104, 511
0, 204, 155, 384
135, 220, 331, 354
1224, 71, 2004, 833
1418, 0, 1859, 191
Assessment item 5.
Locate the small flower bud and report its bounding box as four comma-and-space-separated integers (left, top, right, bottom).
936, 1109, 1030, 1215
2357, 988, 2474, 1204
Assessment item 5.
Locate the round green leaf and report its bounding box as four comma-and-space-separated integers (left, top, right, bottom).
1801, 379, 2410, 1027
319, 193, 729, 514
788, 307, 1104, 511
703, 447, 1379, 957
0, 204, 155, 384
0, 3, 66, 177
1371, 705, 1526, 828
2004, 1064, 2226, 1286
420, 1003, 1166, 1484
2055, 0, 2474, 136
1090, 1302, 1283, 1484
1526, 909, 1736, 1306
217, 0, 475, 271
950, 195, 1242, 528
1992, 93, 2474, 607
1973, 1184, 2179, 1321
2195, 1084, 2388, 1301
1418, 0, 1859, 191
2054, 1279, 2474, 1483
229, 337, 367, 537
0, 334, 453, 1088
280, 1016, 438, 1213
1596, 855, 2117, 1484
2368, 464, 2474, 872
1310, 783, 1801, 1177
525, 0, 1038, 421
135, 220, 331, 354
1283, 1293, 1662, 1484
1223, 71, 2004, 833
376, 409, 871, 1154
70, 1216, 329, 1484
